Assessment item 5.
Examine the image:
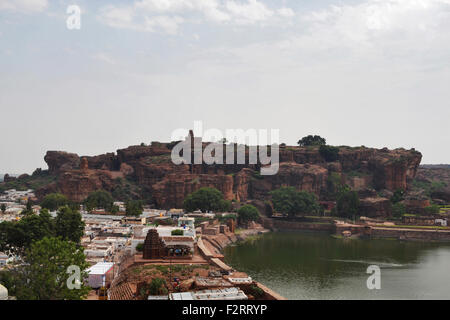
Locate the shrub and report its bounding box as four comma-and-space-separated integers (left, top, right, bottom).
171, 229, 184, 236
135, 243, 144, 252
237, 205, 260, 225
319, 145, 340, 162
424, 205, 440, 215
392, 203, 406, 218
250, 285, 265, 299
149, 278, 167, 295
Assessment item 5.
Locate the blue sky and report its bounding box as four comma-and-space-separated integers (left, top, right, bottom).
1, 0, 450, 173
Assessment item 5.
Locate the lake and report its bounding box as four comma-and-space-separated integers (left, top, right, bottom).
223, 232, 450, 300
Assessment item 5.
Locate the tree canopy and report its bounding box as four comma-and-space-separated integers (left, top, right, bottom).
40, 193, 69, 211
0, 207, 84, 255
270, 187, 321, 216
335, 187, 360, 219
237, 205, 260, 225
297, 135, 326, 147
125, 200, 144, 217
183, 187, 231, 213
84, 190, 114, 212
7, 237, 90, 300
55, 206, 85, 243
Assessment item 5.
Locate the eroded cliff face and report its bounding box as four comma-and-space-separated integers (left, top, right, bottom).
39, 142, 422, 209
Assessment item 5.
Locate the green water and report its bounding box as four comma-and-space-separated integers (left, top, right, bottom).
224, 232, 450, 300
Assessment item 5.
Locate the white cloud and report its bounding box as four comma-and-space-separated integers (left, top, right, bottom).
277, 7, 295, 18
92, 53, 116, 65
0, 0, 48, 13
98, 0, 294, 33
225, 0, 273, 24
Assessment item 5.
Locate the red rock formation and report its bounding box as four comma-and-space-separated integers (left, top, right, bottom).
37, 141, 423, 211
44, 151, 80, 174
57, 169, 121, 202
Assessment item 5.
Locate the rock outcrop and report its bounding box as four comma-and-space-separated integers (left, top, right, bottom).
35, 140, 423, 210
44, 151, 80, 174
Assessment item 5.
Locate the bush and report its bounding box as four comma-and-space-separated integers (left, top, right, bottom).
171, 229, 184, 236
392, 202, 406, 218
250, 285, 265, 299
135, 243, 144, 252
424, 204, 440, 215
149, 278, 167, 295
319, 145, 340, 162
237, 205, 260, 225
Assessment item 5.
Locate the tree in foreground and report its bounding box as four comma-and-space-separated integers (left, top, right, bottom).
237, 205, 260, 225
84, 190, 114, 212
40, 193, 69, 211
270, 187, 321, 217
297, 135, 326, 147
1, 203, 6, 214
183, 187, 230, 213
9, 237, 90, 300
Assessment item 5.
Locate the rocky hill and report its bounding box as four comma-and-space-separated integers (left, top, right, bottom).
3, 135, 422, 219
413, 165, 450, 203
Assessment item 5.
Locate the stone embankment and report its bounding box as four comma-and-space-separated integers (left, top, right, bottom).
197, 227, 284, 300
261, 217, 450, 242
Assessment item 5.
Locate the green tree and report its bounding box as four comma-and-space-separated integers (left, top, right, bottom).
183, 187, 228, 213
21, 201, 34, 216
0, 210, 55, 255
391, 189, 405, 204
148, 278, 167, 295
424, 204, 440, 215
237, 205, 260, 225
84, 190, 114, 212
9, 237, 90, 300
125, 200, 144, 217
297, 135, 326, 147
41, 193, 69, 211
319, 145, 340, 162
55, 206, 85, 243
270, 187, 321, 217
392, 202, 406, 218
135, 243, 144, 252
335, 188, 360, 219
1, 204, 6, 214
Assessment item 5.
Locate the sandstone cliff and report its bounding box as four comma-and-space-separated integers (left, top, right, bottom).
34, 142, 422, 216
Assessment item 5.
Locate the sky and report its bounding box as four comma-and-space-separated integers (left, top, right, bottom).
0, 0, 449, 174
